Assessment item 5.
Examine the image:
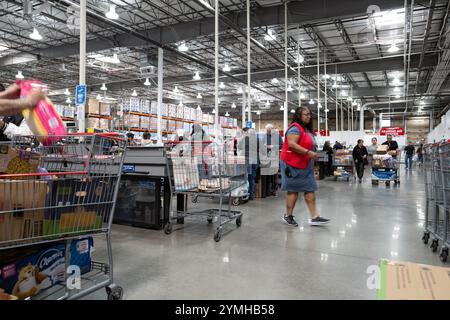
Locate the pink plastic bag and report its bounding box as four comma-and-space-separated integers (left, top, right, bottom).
18, 79, 67, 144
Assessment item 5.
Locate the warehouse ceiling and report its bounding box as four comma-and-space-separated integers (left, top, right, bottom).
0, 0, 449, 118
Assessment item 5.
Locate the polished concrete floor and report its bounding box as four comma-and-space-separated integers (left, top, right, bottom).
88, 166, 444, 300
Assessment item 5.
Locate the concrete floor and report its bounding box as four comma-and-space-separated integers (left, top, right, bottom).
88, 167, 445, 300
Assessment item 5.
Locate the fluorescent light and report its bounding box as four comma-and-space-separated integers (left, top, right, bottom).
174, 86, 179, 93
100, 83, 107, 91
193, 71, 201, 80
225, 111, 230, 117
212, 109, 216, 114
325, 109, 329, 113
197, 92, 202, 99
309, 98, 314, 105
393, 86, 400, 93
341, 90, 348, 96
297, 54, 304, 64
256, 110, 261, 115
29, 28, 43, 41
219, 82, 225, 89
280, 105, 284, 111
287, 85, 293, 92
66, 97, 71, 104
264, 29, 276, 41
197, 105, 202, 111
332, 82, 339, 89
178, 41, 189, 52
300, 93, 305, 99
231, 102, 236, 109
105, 4, 119, 19
131, 90, 138, 97
144, 78, 151, 86
265, 101, 270, 107
96, 94, 102, 100
197, 0, 214, 11
388, 43, 399, 53
290, 109, 295, 113
223, 64, 231, 72
237, 87, 243, 94
64, 88, 70, 96
352, 100, 357, 106
395, 94, 401, 99
322, 74, 330, 79
392, 78, 401, 86
271, 78, 279, 84
347, 97, 353, 102
318, 103, 322, 109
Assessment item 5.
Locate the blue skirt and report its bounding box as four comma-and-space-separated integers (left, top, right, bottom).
280, 160, 317, 193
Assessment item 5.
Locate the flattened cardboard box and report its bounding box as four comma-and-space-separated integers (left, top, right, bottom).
377, 259, 450, 300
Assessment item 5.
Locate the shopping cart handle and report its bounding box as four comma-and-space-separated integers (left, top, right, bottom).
0, 171, 87, 178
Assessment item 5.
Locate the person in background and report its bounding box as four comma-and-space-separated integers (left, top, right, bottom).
238, 127, 260, 200
333, 140, 343, 150
404, 140, 415, 171
366, 137, 378, 166
280, 106, 330, 226
126, 132, 137, 146
141, 130, 152, 146
264, 123, 283, 196
322, 141, 333, 176
382, 134, 399, 156
417, 143, 424, 166
352, 139, 369, 183
0, 83, 43, 139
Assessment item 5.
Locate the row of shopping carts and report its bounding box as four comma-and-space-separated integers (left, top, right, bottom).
422, 141, 450, 262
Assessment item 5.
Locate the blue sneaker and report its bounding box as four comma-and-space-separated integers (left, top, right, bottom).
282, 215, 298, 227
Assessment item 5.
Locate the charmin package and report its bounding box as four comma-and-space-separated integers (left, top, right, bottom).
19, 80, 67, 144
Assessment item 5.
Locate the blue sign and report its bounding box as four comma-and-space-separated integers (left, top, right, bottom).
246, 121, 253, 129
122, 165, 136, 173
75, 84, 86, 105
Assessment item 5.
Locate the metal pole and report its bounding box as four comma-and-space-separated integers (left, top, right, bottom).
341, 96, 344, 131
247, 0, 251, 122
297, 24, 301, 107
347, 101, 350, 131
335, 65, 338, 131
242, 89, 246, 126
350, 86, 353, 131
324, 50, 328, 134
284, 1, 288, 132
214, 0, 219, 133
317, 40, 320, 135
157, 48, 163, 141
78, 0, 86, 133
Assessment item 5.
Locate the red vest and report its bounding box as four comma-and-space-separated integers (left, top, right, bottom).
281, 122, 314, 169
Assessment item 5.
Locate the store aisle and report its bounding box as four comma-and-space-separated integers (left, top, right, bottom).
88, 168, 441, 300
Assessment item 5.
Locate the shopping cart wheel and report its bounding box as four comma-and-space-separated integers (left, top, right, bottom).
214, 227, 222, 242
106, 285, 123, 300
371, 180, 378, 185
232, 198, 240, 206
422, 232, 430, 244
177, 217, 185, 224
164, 222, 173, 235
430, 239, 439, 252
207, 216, 213, 224
236, 215, 242, 227
192, 196, 198, 204
346, 177, 350, 182
439, 248, 448, 262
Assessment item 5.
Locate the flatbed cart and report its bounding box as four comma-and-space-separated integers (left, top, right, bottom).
164, 141, 245, 242
331, 150, 354, 182
371, 152, 400, 186
422, 142, 450, 262
0, 133, 127, 300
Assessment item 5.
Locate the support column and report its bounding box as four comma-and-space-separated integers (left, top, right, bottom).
247, 0, 251, 122
360, 105, 365, 132
316, 41, 320, 135
283, 1, 288, 132
78, 0, 86, 133
157, 48, 163, 142
214, 0, 219, 133
242, 89, 246, 127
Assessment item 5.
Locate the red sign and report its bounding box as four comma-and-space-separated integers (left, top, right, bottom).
313, 129, 330, 136
379, 127, 405, 136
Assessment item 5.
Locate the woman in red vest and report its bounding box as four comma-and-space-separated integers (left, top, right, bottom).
280, 106, 330, 226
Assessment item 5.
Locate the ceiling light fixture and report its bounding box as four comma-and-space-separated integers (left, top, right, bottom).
265, 100, 270, 107
197, 105, 202, 111
197, 92, 202, 99
318, 103, 322, 109
392, 78, 401, 86
223, 64, 231, 72
256, 110, 261, 115
332, 82, 339, 89
231, 102, 236, 109
219, 82, 225, 89
66, 97, 71, 104
177, 41, 189, 52
111, 53, 120, 64
29, 27, 43, 41
96, 94, 102, 100
174, 86, 179, 93
15, 71, 24, 79
64, 88, 70, 96
287, 85, 293, 92
100, 83, 107, 91
325, 108, 329, 113
290, 109, 295, 114
280, 105, 284, 111
393, 86, 400, 93
271, 78, 279, 84
212, 109, 216, 114
193, 71, 201, 80
388, 43, 399, 53
225, 111, 230, 117
347, 96, 353, 102
131, 90, 138, 97
237, 87, 243, 94
144, 78, 151, 86
105, 4, 119, 20
309, 98, 314, 105
264, 29, 276, 41
352, 100, 357, 106
297, 54, 304, 64
322, 74, 330, 79
357, 106, 361, 111
395, 94, 401, 99
300, 93, 306, 99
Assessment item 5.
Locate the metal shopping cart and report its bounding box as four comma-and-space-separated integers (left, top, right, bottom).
371, 151, 400, 186
422, 142, 450, 262
332, 150, 354, 182
164, 141, 245, 242
0, 133, 127, 299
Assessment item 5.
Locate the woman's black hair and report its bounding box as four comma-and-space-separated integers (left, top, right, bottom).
0, 84, 5, 92
292, 106, 313, 132
143, 131, 151, 140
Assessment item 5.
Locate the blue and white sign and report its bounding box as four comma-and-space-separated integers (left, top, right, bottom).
75, 84, 86, 105
122, 165, 136, 173
246, 121, 253, 129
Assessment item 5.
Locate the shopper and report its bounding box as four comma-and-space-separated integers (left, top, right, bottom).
382, 134, 399, 155
366, 137, 378, 166
238, 127, 260, 200
141, 130, 152, 146
280, 106, 330, 226
191, 123, 210, 179
322, 141, 333, 176
352, 139, 368, 183
417, 143, 424, 166
404, 140, 415, 171
0, 82, 44, 117
333, 140, 343, 150
126, 132, 138, 146
263, 123, 283, 196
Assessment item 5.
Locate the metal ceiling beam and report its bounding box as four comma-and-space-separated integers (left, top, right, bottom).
0, 0, 406, 67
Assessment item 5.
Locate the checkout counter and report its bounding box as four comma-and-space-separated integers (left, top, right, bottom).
114, 146, 171, 230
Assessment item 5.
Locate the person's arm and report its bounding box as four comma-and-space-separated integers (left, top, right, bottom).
286, 134, 318, 160
352, 147, 358, 162
2, 120, 33, 140
0, 89, 44, 116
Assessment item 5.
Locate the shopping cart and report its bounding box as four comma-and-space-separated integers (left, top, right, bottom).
0, 133, 127, 299
164, 141, 245, 242
331, 150, 354, 182
422, 142, 450, 262
371, 151, 400, 186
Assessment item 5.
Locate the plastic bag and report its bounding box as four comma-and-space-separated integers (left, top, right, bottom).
18, 79, 67, 144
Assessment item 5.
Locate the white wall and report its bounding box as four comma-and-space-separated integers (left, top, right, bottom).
428, 108, 449, 143
316, 131, 407, 149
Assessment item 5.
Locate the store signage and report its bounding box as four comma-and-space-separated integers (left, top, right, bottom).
313, 129, 330, 136
379, 127, 405, 136
122, 165, 136, 173
246, 121, 253, 129
75, 84, 86, 105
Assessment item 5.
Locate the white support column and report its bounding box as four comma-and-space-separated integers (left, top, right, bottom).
214, 0, 219, 133
283, 1, 288, 132
317, 41, 320, 135
335, 70, 338, 131
78, 0, 86, 133
297, 25, 301, 107
157, 48, 163, 142
341, 98, 344, 131
360, 105, 365, 132
246, 0, 251, 122
324, 50, 328, 134
242, 89, 246, 127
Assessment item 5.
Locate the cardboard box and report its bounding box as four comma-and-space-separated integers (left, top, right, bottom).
86, 118, 100, 129
377, 145, 389, 153
150, 118, 158, 130
98, 119, 110, 130
86, 99, 100, 114
377, 259, 450, 300
100, 103, 111, 116
151, 101, 158, 115
140, 116, 150, 129
176, 105, 184, 119
168, 120, 176, 132
184, 107, 191, 120
0, 145, 17, 173
168, 104, 177, 118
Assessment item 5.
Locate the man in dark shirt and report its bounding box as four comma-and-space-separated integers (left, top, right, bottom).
404, 140, 415, 171
382, 135, 399, 155
333, 141, 343, 150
